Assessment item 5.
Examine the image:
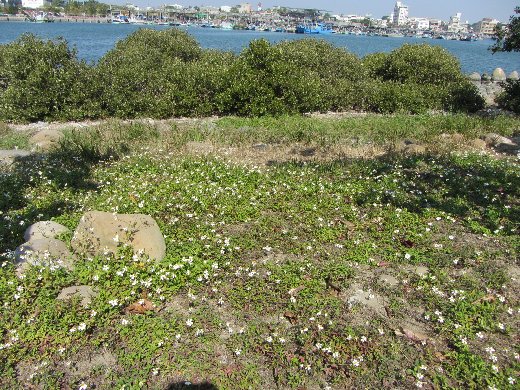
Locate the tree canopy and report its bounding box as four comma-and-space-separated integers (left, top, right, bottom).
492, 6, 520, 52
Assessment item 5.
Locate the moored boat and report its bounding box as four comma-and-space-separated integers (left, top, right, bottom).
296, 22, 333, 34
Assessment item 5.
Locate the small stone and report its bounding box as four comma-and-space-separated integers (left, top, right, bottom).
57, 285, 98, 307
481, 73, 491, 83
24, 221, 70, 241
507, 71, 519, 81
15, 238, 75, 275
492, 68, 507, 82
482, 133, 515, 147
468, 72, 481, 82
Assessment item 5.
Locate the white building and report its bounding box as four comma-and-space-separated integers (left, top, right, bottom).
220, 5, 232, 12
410, 17, 429, 30
392, 1, 409, 26
22, 0, 50, 9
448, 12, 466, 32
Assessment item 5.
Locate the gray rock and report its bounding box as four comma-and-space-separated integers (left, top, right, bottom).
481, 73, 491, 82
71, 211, 166, 261
24, 221, 70, 241
57, 285, 98, 307
492, 68, 507, 82
468, 72, 481, 82
29, 129, 64, 151
507, 71, 519, 81
482, 133, 515, 147
15, 238, 75, 275
0, 149, 31, 165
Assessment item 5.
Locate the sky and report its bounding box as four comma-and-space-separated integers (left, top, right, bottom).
120, 0, 518, 24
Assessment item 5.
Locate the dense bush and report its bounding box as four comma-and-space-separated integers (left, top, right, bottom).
0, 31, 488, 121
0, 34, 95, 122
496, 80, 520, 114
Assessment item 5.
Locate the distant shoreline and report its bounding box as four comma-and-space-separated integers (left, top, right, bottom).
0, 15, 110, 23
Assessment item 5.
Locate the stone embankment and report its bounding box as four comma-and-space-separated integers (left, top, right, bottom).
468, 67, 519, 106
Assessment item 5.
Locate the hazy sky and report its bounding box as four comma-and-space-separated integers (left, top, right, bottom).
120, 1, 518, 23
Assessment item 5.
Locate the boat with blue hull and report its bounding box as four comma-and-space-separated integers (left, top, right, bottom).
296, 22, 334, 34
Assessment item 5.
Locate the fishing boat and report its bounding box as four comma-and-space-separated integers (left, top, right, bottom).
111, 14, 130, 24
296, 22, 333, 34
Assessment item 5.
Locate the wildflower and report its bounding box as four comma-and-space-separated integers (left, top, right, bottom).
351, 358, 360, 367
405, 253, 411, 260
234, 348, 241, 356
508, 377, 516, 385
186, 318, 193, 327
121, 319, 129, 325
109, 299, 119, 307
77, 323, 87, 331
78, 382, 88, 390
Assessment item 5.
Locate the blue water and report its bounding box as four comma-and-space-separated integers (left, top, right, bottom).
0, 22, 519, 74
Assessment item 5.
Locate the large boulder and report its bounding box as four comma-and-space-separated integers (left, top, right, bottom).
29, 129, 63, 151
71, 211, 166, 261
24, 221, 70, 241
15, 238, 75, 275
492, 68, 506, 82
507, 71, 519, 81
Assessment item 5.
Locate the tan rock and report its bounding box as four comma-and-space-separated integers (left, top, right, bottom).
29, 129, 63, 151
15, 238, 75, 275
71, 211, 166, 261
24, 221, 70, 241
492, 68, 506, 82
57, 285, 98, 307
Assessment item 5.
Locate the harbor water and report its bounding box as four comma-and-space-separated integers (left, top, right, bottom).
0, 22, 519, 74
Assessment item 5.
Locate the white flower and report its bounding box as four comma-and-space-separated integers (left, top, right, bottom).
121, 318, 129, 325
77, 322, 87, 331
508, 377, 516, 385
109, 299, 119, 307
234, 348, 241, 356
186, 318, 193, 327
78, 382, 88, 390
405, 253, 411, 260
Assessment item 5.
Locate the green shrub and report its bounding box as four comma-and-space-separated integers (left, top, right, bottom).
0, 34, 95, 122
496, 79, 520, 114
96, 28, 205, 118
379, 44, 465, 85
362, 52, 388, 79
217, 39, 328, 116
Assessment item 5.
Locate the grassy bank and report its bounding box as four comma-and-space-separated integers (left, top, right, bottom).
0, 114, 519, 389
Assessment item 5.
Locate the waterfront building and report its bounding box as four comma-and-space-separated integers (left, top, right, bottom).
447, 12, 467, 33
392, 1, 409, 26
220, 5, 232, 13
409, 17, 429, 30
474, 18, 499, 35
428, 19, 443, 31
21, 0, 49, 9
